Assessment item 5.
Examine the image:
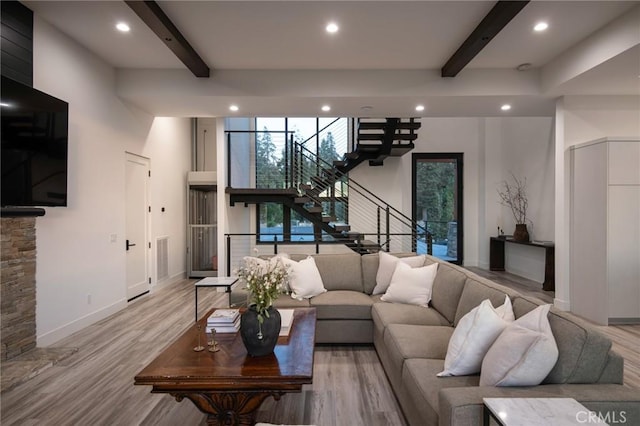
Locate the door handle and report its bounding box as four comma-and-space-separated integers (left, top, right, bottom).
126, 239, 137, 251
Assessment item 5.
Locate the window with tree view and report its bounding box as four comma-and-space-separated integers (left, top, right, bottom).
412, 153, 463, 264
255, 117, 348, 242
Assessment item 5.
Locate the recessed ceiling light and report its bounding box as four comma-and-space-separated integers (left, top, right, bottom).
326, 22, 339, 34
116, 22, 130, 33
533, 22, 548, 32
501, 104, 512, 111
415, 104, 425, 112
229, 105, 239, 112
321, 105, 331, 112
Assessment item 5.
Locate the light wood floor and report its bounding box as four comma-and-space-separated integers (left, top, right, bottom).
2, 269, 638, 426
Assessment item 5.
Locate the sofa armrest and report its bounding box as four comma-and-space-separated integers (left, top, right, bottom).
439, 384, 640, 426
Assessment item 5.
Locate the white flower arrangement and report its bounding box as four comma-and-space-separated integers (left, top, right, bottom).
236, 258, 290, 324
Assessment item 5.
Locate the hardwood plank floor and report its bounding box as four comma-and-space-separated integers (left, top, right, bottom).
2, 268, 638, 426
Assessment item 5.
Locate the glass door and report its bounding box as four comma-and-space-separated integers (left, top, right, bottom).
412, 153, 463, 264
188, 184, 217, 277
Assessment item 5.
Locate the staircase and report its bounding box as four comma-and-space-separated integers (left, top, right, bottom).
335, 118, 420, 172
226, 117, 428, 254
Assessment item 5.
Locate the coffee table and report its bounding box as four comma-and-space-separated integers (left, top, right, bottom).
135, 307, 316, 426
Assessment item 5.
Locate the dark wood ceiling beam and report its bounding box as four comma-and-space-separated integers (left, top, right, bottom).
441, 1, 529, 77
125, 0, 209, 78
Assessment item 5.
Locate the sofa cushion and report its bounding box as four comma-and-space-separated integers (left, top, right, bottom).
480, 304, 559, 387
309, 290, 374, 320
372, 302, 449, 342
454, 278, 519, 326
362, 252, 420, 295
311, 253, 364, 292
429, 260, 468, 324
282, 256, 327, 299
403, 358, 480, 426
513, 296, 617, 384
381, 262, 438, 306
374, 251, 426, 295
438, 297, 514, 377
272, 294, 311, 309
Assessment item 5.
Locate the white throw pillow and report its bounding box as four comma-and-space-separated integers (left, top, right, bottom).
281, 256, 327, 300
373, 252, 426, 295
480, 304, 559, 387
437, 296, 514, 377
380, 262, 438, 306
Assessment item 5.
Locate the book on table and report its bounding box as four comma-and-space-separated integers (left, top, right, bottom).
206, 315, 240, 333
207, 309, 240, 333
279, 309, 295, 337
207, 309, 240, 324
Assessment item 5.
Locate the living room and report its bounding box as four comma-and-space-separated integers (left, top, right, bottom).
1, 1, 639, 425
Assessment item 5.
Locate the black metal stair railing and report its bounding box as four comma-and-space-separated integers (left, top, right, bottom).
287, 136, 429, 253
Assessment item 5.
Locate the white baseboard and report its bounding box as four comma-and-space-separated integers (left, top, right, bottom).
37, 298, 127, 347
554, 297, 571, 311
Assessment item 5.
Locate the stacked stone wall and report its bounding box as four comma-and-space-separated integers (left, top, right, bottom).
1, 217, 37, 361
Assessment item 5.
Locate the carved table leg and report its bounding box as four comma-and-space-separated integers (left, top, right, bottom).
172, 391, 282, 426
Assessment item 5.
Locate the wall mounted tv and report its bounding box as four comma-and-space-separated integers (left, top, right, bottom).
1, 76, 69, 207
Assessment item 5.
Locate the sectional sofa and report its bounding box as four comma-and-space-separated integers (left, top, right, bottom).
231, 252, 640, 425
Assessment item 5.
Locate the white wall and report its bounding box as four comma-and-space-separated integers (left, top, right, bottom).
33, 17, 191, 346
555, 95, 640, 311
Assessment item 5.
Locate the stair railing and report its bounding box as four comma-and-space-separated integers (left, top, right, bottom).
289, 136, 429, 252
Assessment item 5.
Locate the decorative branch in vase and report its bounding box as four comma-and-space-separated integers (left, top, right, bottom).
497, 173, 530, 242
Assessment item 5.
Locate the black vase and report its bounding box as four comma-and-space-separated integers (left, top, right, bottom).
513, 224, 530, 242
240, 305, 281, 357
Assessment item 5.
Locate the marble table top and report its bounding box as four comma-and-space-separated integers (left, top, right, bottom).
483, 398, 609, 426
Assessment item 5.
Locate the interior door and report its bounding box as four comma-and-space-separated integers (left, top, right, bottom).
125, 152, 150, 300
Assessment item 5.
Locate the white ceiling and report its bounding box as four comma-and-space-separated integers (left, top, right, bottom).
24, 0, 640, 117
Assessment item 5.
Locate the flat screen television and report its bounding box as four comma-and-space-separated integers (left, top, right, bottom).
1, 76, 69, 207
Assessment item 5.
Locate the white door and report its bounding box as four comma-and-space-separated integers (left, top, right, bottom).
125, 152, 150, 300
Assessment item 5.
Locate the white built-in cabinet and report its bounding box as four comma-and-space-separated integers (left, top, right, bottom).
570, 138, 640, 325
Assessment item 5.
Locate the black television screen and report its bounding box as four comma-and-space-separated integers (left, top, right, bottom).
1, 76, 69, 207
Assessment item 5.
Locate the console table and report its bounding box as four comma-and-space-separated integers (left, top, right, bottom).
489, 237, 555, 291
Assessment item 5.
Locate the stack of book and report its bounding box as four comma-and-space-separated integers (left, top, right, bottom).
207, 309, 240, 333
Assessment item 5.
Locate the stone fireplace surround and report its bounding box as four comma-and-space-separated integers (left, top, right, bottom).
1, 209, 78, 392
1, 214, 39, 361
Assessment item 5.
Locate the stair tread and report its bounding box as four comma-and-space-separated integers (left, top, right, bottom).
358, 121, 421, 130
358, 133, 418, 141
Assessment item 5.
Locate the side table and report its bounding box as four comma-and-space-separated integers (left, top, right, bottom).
194, 276, 238, 321
483, 397, 608, 425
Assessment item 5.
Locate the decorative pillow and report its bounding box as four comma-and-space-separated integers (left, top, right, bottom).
437, 296, 514, 377
480, 304, 559, 387
373, 252, 426, 295
281, 256, 327, 300
380, 262, 438, 306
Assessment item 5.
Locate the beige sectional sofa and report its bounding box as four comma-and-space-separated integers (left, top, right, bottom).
231, 252, 640, 425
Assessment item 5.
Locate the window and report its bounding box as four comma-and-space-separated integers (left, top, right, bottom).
255, 117, 349, 243
412, 153, 463, 264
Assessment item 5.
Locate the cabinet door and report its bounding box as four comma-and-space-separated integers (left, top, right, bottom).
609, 141, 640, 185
571, 144, 608, 325
608, 185, 640, 320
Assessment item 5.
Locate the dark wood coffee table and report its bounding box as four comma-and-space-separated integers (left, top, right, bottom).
135, 307, 316, 426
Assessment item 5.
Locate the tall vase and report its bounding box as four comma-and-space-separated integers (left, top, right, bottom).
240, 305, 281, 357
513, 224, 530, 242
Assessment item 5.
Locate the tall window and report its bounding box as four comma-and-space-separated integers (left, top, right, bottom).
255, 117, 348, 242
412, 153, 463, 264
